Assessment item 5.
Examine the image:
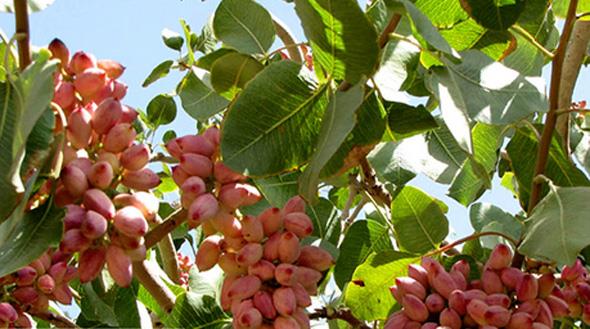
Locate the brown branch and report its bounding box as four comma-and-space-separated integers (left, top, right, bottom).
308, 307, 370, 329
145, 209, 187, 249
155, 215, 181, 284
556, 19, 590, 153
359, 157, 392, 206
527, 0, 579, 215
132, 260, 177, 313
378, 14, 402, 48
272, 17, 303, 64
31, 311, 79, 328
13, 0, 31, 70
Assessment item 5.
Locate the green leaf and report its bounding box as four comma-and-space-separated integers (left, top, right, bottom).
212, 0, 275, 54
0, 200, 64, 278
192, 21, 217, 54
503, 0, 558, 76
254, 171, 300, 208
470, 202, 522, 248
210, 52, 264, 99
574, 129, 590, 173
294, 0, 379, 84
162, 28, 184, 51
0, 53, 57, 222
367, 142, 416, 188
179, 20, 196, 66
440, 19, 516, 61
426, 50, 547, 152
334, 219, 394, 289
344, 251, 417, 321
306, 197, 340, 245
387, 102, 438, 139
373, 39, 421, 102
177, 70, 229, 122
448, 123, 503, 206
81, 283, 119, 327
387, 0, 458, 58
320, 91, 387, 178
146, 94, 177, 127
221, 61, 330, 176
506, 126, 590, 210
391, 186, 449, 253
300, 84, 364, 202
163, 293, 230, 329
377, 120, 468, 184
460, 0, 525, 31
414, 0, 468, 28
429, 50, 547, 124
114, 284, 151, 329
519, 186, 590, 266
195, 48, 236, 71
21, 108, 55, 177
187, 266, 218, 297
142, 60, 174, 88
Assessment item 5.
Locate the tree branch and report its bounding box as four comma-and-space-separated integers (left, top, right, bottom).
13, 0, 31, 70
272, 17, 303, 64
132, 260, 177, 313
31, 311, 79, 328
145, 209, 187, 249
527, 0, 579, 215
155, 216, 181, 284
308, 307, 370, 329
555, 19, 590, 153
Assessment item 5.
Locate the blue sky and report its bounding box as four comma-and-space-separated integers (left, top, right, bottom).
1, 0, 588, 239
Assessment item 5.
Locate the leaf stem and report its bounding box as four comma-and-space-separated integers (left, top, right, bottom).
149, 152, 179, 164
144, 208, 187, 249
424, 231, 518, 258
308, 306, 370, 329
510, 24, 555, 59
12, 0, 31, 70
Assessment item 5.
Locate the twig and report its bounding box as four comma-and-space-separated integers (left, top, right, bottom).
338, 178, 359, 222
343, 196, 368, 231
132, 260, 177, 313
510, 24, 555, 59
527, 0, 579, 215
13, 0, 31, 70
359, 157, 392, 206
150, 153, 178, 164
155, 215, 181, 284
378, 14, 402, 48
308, 307, 370, 329
424, 231, 518, 258
144, 209, 187, 249
31, 311, 79, 328
272, 17, 303, 64
556, 19, 590, 153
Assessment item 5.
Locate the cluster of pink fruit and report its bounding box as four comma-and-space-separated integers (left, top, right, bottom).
385, 243, 590, 329
165, 132, 335, 328
48, 39, 161, 287
0, 250, 77, 328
